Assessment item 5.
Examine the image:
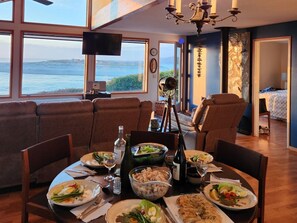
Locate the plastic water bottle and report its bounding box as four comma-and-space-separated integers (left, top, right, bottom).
113, 177, 121, 195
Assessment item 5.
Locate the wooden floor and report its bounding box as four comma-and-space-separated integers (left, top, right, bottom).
0, 118, 296, 223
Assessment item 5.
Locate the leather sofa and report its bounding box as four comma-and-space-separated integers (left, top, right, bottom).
0, 98, 152, 189
172, 93, 247, 153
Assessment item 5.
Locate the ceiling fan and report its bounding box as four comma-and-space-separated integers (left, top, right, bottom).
0, 0, 53, 5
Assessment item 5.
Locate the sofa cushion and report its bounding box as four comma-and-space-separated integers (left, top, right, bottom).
93, 97, 140, 110
0, 101, 37, 189
37, 100, 94, 155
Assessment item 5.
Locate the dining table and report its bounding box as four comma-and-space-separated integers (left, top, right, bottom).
48, 158, 257, 223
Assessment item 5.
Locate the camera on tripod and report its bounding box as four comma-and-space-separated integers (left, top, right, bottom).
158, 77, 186, 149
158, 77, 177, 98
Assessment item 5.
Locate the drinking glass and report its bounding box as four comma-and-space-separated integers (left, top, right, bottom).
195, 160, 208, 189
103, 153, 116, 183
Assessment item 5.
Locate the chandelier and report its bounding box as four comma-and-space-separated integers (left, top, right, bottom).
165, 0, 241, 35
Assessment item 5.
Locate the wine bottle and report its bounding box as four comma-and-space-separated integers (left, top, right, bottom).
120, 134, 134, 190
114, 125, 126, 176
172, 134, 186, 184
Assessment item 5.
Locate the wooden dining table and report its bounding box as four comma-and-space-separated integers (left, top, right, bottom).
48, 160, 257, 223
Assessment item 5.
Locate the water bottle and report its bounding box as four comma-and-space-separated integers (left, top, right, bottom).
114, 125, 126, 176
113, 177, 121, 195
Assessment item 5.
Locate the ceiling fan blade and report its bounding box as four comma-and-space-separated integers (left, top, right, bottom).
0, 0, 12, 3
33, 0, 53, 5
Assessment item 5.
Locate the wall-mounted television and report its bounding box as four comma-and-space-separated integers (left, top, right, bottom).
82, 32, 122, 56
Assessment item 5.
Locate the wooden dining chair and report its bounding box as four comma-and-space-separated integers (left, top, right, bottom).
21, 134, 74, 223
214, 139, 268, 223
130, 130, 178, 150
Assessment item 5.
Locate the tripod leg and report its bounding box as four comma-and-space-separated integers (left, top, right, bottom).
159, 106, 167, 132
172, 105, 187, 150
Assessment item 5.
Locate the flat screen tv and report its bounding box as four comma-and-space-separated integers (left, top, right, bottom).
82, 32, 122, 55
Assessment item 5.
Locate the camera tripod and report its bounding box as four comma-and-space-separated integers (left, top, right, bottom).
159, 95, 187, 149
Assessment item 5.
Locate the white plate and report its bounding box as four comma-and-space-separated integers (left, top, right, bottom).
80, 151, 113, 168
105, 199, 166, 223
203, 183, 258, 211
163, 194, 234, 223
185, 150, 213, 164
47, 179, 101, 207
132, 142, 168, 157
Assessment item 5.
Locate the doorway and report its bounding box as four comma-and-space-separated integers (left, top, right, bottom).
252, 37, 291, 147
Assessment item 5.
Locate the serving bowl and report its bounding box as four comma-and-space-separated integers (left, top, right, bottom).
131, 143, 168, 166
129, 166, 172, 201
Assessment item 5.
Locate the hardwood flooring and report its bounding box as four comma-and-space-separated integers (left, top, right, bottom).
0, 118, 295, 223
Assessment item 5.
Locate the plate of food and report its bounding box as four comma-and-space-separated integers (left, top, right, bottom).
105, 199, 166, 223
80, 151, 113, 168
47, 180, 101, 207
185, 150, 213, 164
163, 193, 233, 223
203, 182, 258, 211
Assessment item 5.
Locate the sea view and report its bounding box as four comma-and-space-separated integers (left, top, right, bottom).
0, 59, 173, 95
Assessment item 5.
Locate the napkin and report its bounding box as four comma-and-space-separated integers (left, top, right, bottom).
207, 163, 223, 173
65, 165, 96, 178
209, 174, 241, 185
70, 199, 112, 223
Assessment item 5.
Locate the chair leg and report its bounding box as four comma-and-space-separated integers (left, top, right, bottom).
268, 112, 271, 132
21, 210, 28, 223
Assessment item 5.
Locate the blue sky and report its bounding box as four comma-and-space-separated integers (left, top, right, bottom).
0, 0, 86, 25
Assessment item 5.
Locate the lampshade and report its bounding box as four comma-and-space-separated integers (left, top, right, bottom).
281, 72, 287, 81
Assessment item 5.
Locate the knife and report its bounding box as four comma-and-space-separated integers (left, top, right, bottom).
77, 196, 113, 220
161, 206, 176, 223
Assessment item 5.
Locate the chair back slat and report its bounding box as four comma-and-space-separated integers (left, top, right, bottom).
21, 134, 74, 223
25, 135, 73, 173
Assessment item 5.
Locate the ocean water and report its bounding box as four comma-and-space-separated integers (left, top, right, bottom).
0, 59, 173, 95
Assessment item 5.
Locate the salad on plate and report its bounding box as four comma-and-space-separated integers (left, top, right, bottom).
106, 199, 166, 223
204, 182, 257, 210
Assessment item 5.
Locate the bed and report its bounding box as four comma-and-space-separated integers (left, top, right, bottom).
259, 90, 287, 120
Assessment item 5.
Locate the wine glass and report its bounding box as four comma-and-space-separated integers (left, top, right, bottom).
195, 160, 208, 190
103, 153, 116, 183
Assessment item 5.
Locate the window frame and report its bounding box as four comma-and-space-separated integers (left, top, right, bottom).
95, 37, 149, 94
20, 32, 86, 98
22, 0, 89, 28
0, 30, 13, 98
158, 41, 183, 104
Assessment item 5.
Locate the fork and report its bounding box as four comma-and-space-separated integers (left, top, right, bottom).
76, 194, 103, 219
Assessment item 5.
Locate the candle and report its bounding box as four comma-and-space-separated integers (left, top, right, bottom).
210, 0, 217, 14
176, 0, 182, 14
232, 0, 238, 9
168, 0, 174, 6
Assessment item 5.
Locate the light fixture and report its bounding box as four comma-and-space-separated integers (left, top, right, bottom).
165, 0, 241, 35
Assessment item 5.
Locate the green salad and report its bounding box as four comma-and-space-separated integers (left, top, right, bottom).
92, 152, 111, 164
138, 145, 161, 155
210, 182, 248, 206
